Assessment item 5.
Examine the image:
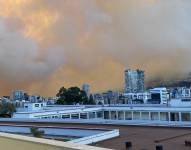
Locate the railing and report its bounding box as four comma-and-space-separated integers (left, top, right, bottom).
0, 132, 111, 150
69, 129, 119, 145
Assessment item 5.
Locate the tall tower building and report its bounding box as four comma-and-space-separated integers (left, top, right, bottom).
125, 69, 145, 93
82, 84, 90, 97
11, 90, 25, 101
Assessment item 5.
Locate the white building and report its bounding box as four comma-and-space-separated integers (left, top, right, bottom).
23, 102, 46, 111
149, 88, 168, 104
124, 92, 150, 104
13, 104, 191, 125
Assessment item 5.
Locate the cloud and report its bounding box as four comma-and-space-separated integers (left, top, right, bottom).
0, 18, 64, 94
0, 0, 191, 96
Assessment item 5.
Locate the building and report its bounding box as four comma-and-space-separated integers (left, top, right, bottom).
23, 102, 46, 111
102, 91, 119, 105
171, 87, 191, 99
82, 84, 90, 97
11, 90, 25, 101
125, 69, 145, 93
149, 87, 169, 104
93, 91, 120, 105
29, 95, 45, 103
93, 93, 104, 105
124, 92, 150, 104
13, 104, 191, 124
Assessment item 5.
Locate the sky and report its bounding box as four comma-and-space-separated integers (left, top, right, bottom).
0, 0, 191, 96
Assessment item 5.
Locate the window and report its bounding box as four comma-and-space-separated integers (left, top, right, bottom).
35, 104, 39, 107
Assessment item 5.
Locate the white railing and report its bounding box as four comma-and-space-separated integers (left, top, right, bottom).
69, 129, 119, 145
0, 132, 111, 150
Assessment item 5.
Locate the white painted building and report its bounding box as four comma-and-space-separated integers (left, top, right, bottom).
12, 103, 191, 125
23, 102, 47, 111
124, 92, 150, 104
13, 106, 103, 119
149, 87, 168, 104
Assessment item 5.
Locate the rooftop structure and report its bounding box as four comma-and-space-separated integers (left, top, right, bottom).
149, 87, 169, 104
12, 103, 191, 127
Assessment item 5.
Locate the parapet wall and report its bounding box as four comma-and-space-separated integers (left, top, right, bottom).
0, 132, 111, 150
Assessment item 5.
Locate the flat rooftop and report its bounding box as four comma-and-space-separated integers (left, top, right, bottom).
1, 122, 191, 150
15, 105, 191, 115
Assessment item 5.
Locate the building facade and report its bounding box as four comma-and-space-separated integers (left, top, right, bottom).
82, 84, 90, 97
149, 88, 168, 104
11, 90, 25, 101
125, 69, 145, 93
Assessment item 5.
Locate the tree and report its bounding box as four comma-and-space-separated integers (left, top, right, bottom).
84, 94, 95, 105
56, 87, 67, 98
0, 102, 16, 117
30, 127, 44, 138
6, 103, 16, 116
56, 86, 89, 105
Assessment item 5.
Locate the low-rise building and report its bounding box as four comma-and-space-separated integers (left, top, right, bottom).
148, 87, 169, 104
124, 92, 150, 104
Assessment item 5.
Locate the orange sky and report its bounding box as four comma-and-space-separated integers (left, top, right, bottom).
0, 0, 191, 96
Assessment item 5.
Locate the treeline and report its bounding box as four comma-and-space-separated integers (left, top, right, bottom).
56, 86, 95, 105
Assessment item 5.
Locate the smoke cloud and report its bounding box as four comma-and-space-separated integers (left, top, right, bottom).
0, 0, 191, 96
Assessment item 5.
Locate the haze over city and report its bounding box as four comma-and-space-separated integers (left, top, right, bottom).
1, 0, 191, 96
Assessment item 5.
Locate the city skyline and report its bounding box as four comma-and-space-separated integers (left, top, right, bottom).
1, 1, 191, 150
0, 1, 191, 96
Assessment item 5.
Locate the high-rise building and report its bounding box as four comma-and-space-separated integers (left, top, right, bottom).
82, 84, 90, 97
11, 90, 25, 101
125, 69, 145, 93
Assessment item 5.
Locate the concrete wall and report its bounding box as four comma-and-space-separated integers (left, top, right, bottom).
0, 132, 110, 150
0, 126, 105, 137
69, 129, 119, 145
0, 137, 70, 150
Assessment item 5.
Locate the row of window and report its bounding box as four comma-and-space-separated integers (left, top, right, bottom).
103, 111, 191, 122
34, 111, 103, 119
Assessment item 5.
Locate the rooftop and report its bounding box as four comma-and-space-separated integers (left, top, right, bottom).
1, 122, 191, 150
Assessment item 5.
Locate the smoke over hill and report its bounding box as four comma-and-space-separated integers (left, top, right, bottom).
0, 0, 191, 95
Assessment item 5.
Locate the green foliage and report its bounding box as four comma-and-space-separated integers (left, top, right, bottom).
30, 127, 45, 138
56, 86, 89, 105
0, 102, 16, 117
